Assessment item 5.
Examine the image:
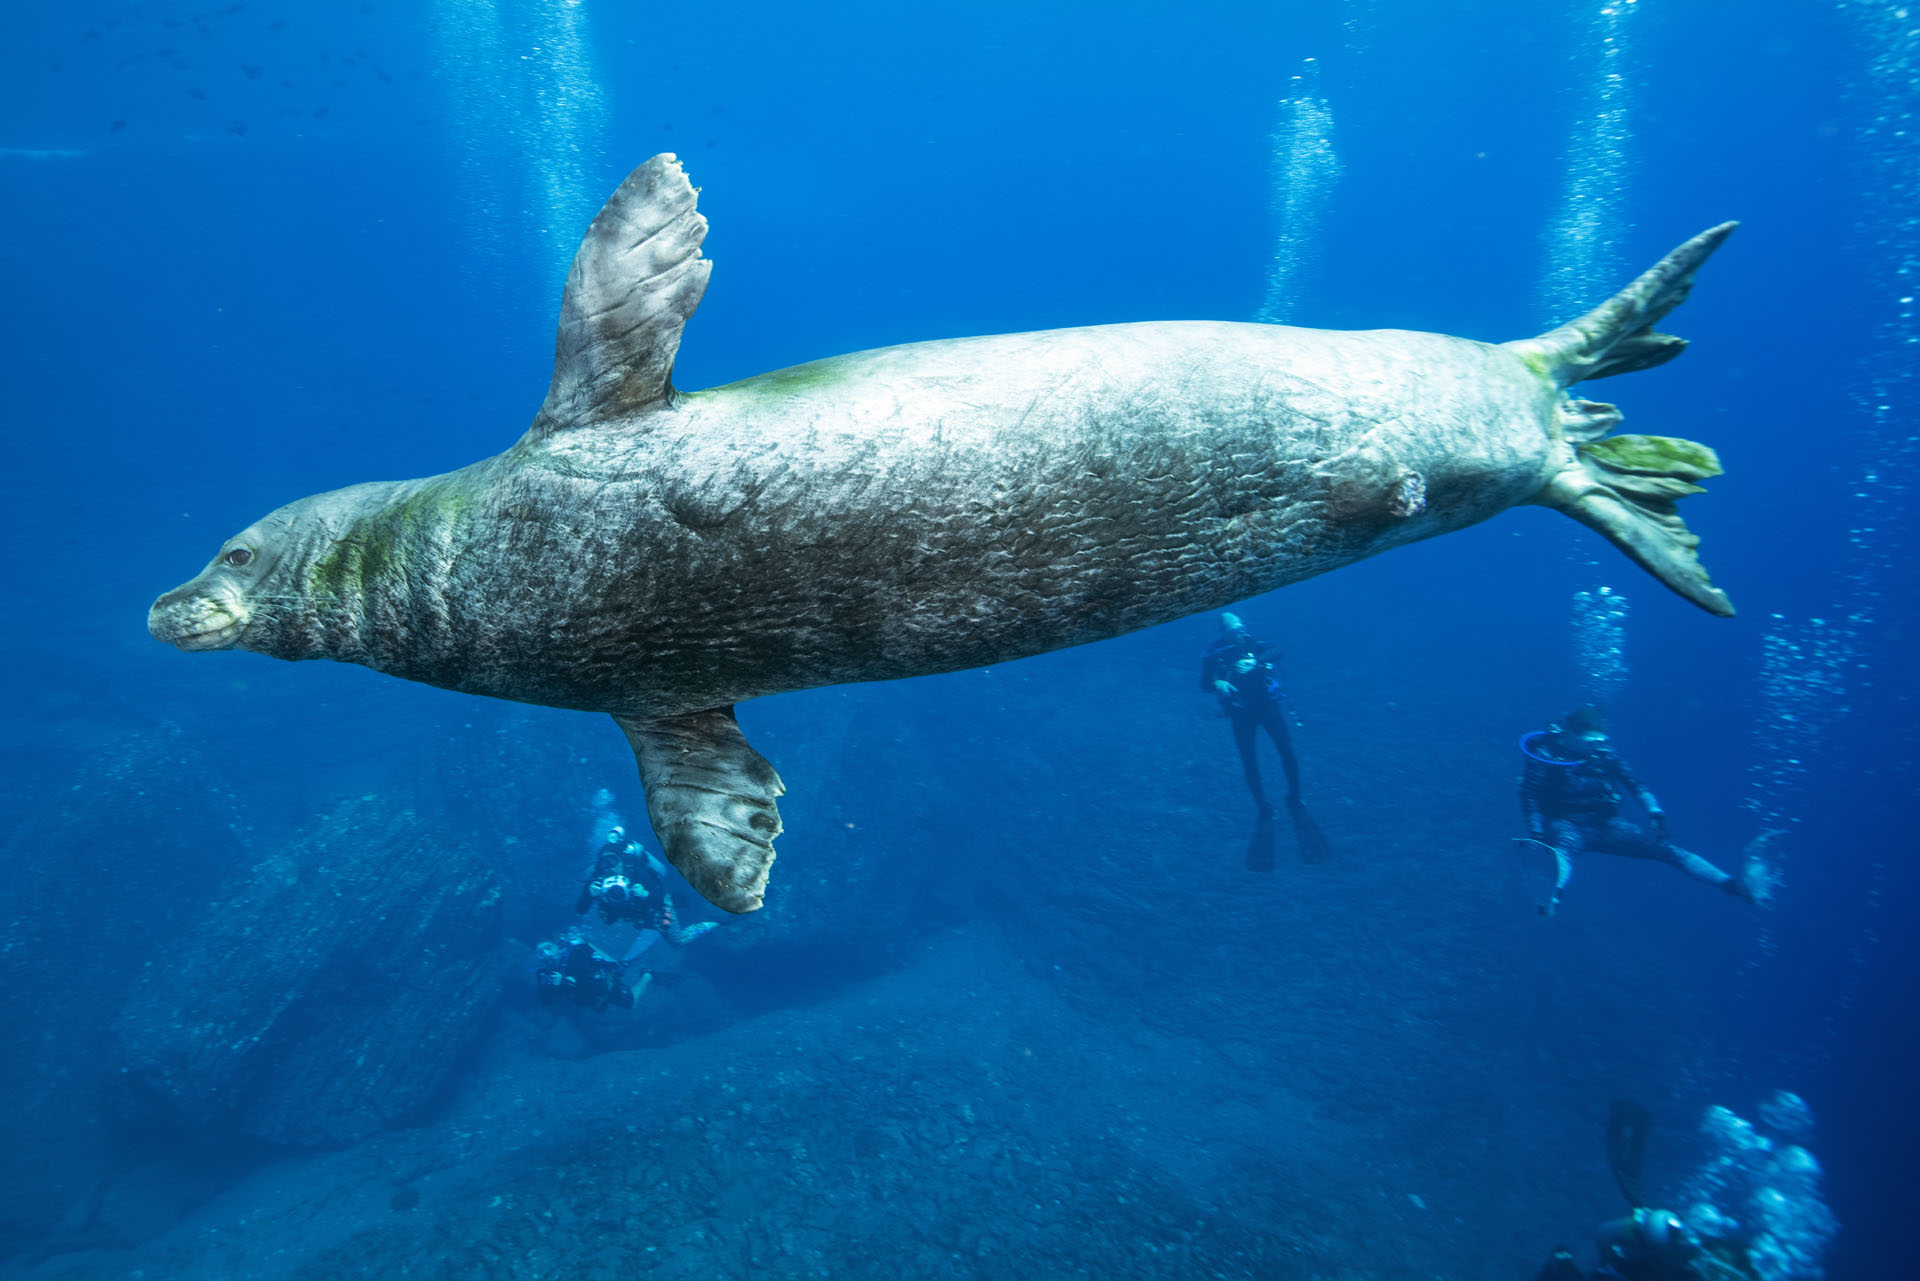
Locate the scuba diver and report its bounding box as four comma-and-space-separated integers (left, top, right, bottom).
1200, 612, 1331, 869
1534, 1101, 1761, 1281
577, 826, 677, 933
534, 938, 650, 1012
1517, 707, 1759, 915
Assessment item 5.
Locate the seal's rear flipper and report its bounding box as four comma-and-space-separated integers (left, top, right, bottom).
1539, 433, 1732, 616
536, 153, 710, 431
615, 708, 785, 915
1509, 223, 1740, 618
1509, 222, 1736, 388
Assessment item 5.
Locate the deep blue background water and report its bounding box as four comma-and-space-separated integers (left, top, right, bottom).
1, 1, 1912, 1277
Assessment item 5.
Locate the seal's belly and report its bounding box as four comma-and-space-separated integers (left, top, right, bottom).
461, 321, 1553, 715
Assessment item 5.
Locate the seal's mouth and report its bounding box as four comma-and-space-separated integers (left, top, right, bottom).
169, 619, 245, 652
149, 591, 248, 652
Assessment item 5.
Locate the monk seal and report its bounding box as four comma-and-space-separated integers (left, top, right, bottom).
150, 154, 1738, 913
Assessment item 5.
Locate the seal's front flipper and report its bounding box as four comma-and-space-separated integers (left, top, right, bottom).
1511, 224, 1741, 618
536, 153, 710, 431
614, 708, 785, 915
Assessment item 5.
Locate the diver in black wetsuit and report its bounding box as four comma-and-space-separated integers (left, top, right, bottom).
576, 827, 678, 934
1201, 612, 1329, 866
1533, 1100, 1761, 1281
1518, 707, 1756, 915
1536, 1212, 1759, 1281
1202, 613, 1301, 814
534, 939, 644, 1012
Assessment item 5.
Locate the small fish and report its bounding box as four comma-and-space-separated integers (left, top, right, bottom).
228, 120, 248, 136
270, 18, 289, 31
241, 64, 261, 79
188, 87, 207, 100
313, 106, 329, 118
109, 119, 127, 132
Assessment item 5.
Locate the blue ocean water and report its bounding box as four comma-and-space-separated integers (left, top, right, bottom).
1, 0, 1911, 1277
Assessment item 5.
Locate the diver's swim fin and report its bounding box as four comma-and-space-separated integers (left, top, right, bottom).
1534, 1249, 1584, 1281
1607, 1098, 1652, 1209
1288, 796, 1331, 864
1514, 837, 1563, 915
1246, 811, 1277, 873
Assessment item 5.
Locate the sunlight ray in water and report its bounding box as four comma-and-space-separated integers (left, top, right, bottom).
1735, 0, 1920, 1040
432, 0, 608, 288
525, 0, 608, 282
1537, 0, 1640, 327
1255, 59, 1342, 325
1571, 585, 1630, 706
1543, 3, 1643, 688
1837, 0, 1920, 633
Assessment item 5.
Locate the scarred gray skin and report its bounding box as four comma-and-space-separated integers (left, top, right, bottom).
151, 155, 1736, 911
180, 325, 1542, 713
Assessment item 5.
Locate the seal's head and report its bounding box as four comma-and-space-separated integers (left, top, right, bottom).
148, 510, 295, 652
148, 484, 384, 659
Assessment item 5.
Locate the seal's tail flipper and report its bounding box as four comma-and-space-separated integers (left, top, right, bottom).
1509, 223, 1740, 618
536, 154, 710, 431
615, 708, 785, 914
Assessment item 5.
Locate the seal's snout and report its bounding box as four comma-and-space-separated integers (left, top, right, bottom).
149, 580, 248, 651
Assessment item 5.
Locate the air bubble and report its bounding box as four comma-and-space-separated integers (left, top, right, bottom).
1256, 60, 1342, 324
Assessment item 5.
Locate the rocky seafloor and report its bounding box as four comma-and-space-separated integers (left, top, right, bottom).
0, 610, 1762, 1279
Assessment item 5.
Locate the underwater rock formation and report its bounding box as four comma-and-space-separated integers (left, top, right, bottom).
0, 727, 246, 1259
116, 795, 513, 1147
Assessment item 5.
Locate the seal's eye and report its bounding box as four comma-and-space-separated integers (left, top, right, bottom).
224, 547, 254, 568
